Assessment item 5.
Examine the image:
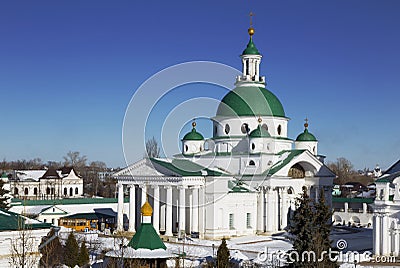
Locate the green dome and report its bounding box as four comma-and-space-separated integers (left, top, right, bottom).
182, 128, 204, 141
249, 125, 271, 138
216, 86, 285, 117
242, 38, 260, 55
296, 129, 317, 142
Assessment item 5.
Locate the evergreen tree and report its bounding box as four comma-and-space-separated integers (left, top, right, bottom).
217, 238, 230, 268
64, 232, 79, 267
288, 187, 337, 268
78, 240, 90, 266
0, 176, 10, 210
288, 187, 315, 268
312, 188, 337, 268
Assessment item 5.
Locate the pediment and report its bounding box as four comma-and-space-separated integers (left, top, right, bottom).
113, 158, 164, 177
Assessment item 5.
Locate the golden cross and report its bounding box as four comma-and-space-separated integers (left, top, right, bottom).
249, 12, 254, 27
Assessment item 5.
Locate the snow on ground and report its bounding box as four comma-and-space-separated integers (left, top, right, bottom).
57, 226, 397, 267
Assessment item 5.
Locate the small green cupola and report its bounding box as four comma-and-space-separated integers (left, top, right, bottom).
235, 20, 265, 86
249, 122, 271, 138
182, 121, 205, 155
249, 118, 272, 154
182, 121, 204, 141
295, 119, 318, 155
296, 119, 317, 142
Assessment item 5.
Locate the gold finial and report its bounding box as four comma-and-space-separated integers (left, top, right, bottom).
192, 120, 196, 128
304, 118, 309, 128
248, 12, 255, 36
257, 116, 262, 124
141, 200, 153, 216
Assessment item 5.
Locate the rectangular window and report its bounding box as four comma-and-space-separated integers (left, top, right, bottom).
229, 213, 234, 230
246, 213, 251, 228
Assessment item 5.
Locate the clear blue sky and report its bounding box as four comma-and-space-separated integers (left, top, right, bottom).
1, 0, 400, 170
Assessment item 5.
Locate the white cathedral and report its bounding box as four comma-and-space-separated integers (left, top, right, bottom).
114, 26, 335, 239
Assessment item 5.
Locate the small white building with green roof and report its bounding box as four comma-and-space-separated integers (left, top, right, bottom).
114, 24, 335, 239
106, 200, 172, 267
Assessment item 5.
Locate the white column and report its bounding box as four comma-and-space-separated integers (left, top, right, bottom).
192, 187, 199, 233
117, 183, 124, 231
153, 186, 160, 234
165, 186, 173, 236
373, 215, 381, 255
257, 187, 264, 232
179, 186, 186, 233
141, 185, 146, 205
266, 187, 273, 232
128, 185, 135, 232
281, 188, 288, 229
394, 230, 399, 257
363, 203, 368, 214
382, 215, 389, 255
344, 202, 348, 213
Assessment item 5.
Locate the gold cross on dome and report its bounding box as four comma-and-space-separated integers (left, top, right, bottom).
249, 12, 254, 27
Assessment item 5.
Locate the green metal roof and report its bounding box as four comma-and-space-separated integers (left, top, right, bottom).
249, 125, 271, 138
128, 223, 166, 250
150, 158, 225, 177
296, 129, 317, 142
242, 38, 260, 55
266, 150, 305, 176
63, 212, 99, 220
182, 128, 204, 141
332, 197, 374, 204
1, 172, 8, 178
216, 86, 285, 117
0, 209, 52, 231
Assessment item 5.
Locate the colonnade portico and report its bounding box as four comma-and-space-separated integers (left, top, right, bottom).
116, 176, 203, 237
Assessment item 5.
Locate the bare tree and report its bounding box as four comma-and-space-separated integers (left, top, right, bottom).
145, 137, 160, 158
9, 218, 39, 268
327, 157, 356, 185
63, 151, 87, 169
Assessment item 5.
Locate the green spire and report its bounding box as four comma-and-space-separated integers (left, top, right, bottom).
242, 37, 261, 55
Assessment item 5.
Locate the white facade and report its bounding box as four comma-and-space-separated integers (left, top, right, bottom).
372, 159, 400, 256
114, 28, 335, 239
9, 167, 83, 200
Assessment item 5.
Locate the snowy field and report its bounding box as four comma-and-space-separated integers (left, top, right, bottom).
58, 226, 400, 267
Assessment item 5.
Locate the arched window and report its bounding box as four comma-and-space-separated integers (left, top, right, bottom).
185, 145, 188, 152
288, 163, 305, 178
69, 188, 73, 196
14, 188, 18, 195
251, 143, 255, 150
34, 188, 38, 195
262, 123, 268, 132
24, 188, 28, 195
277, 125, 282, 135
51, 188, 55, 195
249, 160, 255, 166
241, 123, 250, 134
75, 187, 78, 195
287, 188, 293, 194
46, 187, 50, 195
64, 187, 67, 196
